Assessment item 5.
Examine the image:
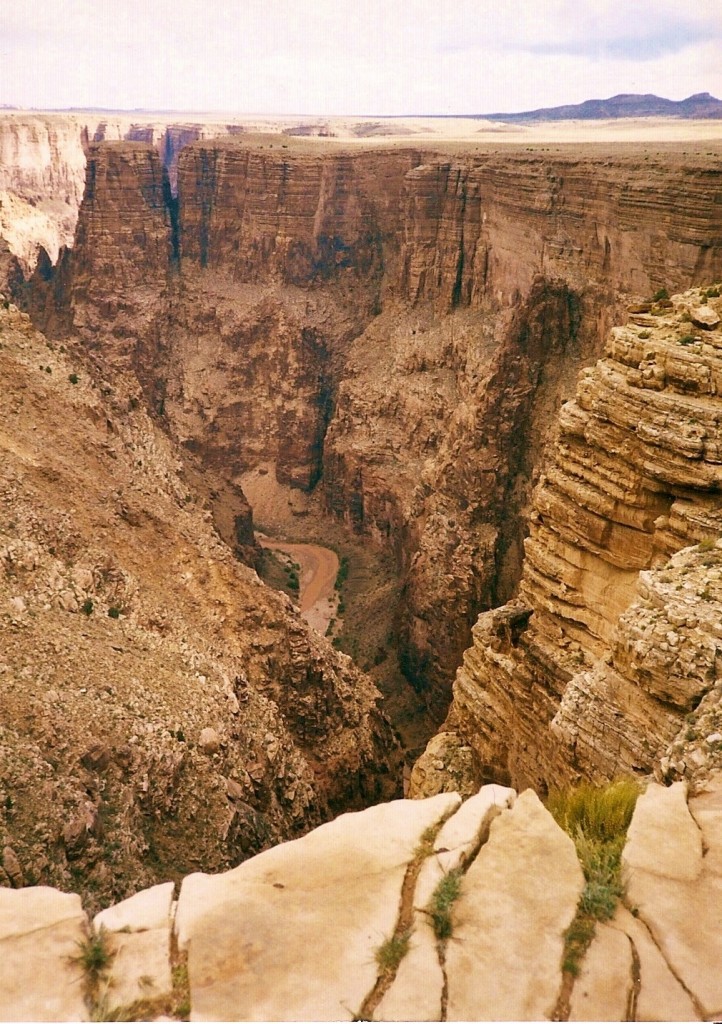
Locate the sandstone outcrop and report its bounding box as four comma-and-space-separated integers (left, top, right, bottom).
420, 287, 722, 794
2, 777, 721, 1021
0, 299, 401, 910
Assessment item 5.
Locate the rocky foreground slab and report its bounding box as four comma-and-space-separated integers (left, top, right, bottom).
0, 777, 720, 1022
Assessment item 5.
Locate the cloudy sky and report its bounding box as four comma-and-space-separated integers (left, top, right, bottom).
1, 0, 720, 115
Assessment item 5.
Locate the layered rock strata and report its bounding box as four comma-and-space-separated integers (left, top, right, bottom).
34, 139, 722, 715
417, 287, 722, 793
2, 777, 721, 1021
0, 300, 400, 909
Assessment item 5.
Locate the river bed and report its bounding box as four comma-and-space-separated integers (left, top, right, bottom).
258, 537, 339, 635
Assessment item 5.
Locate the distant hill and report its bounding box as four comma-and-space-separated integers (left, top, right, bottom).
478, 92, 722, 123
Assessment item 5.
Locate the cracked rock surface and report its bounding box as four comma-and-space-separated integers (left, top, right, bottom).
2, 776, 721, 1021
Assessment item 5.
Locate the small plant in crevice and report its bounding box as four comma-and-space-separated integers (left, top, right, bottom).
547, 779, 639, 977
427, 868, 463, 941
71, 926, 114, 999
375, 930, 412, 975
81, 598, 94, 616
413, 823, 439, 860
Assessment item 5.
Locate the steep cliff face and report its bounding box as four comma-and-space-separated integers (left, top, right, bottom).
399, 153, 722, 309
0, 300, 401, 910
323, 150, 722, 709
0, 114, 241, 278
35, 138, 722, 724
0, 115, 90, 270
417, 288, 722, 793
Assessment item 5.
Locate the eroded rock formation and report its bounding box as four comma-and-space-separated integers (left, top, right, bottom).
0, 299, 401, 909
416, 287, 722, 794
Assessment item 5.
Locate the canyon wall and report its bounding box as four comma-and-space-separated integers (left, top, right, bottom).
412, 288, 722, 795
0, 299, 401, 910
0, 114, 244, 280
33, 137, 722, 719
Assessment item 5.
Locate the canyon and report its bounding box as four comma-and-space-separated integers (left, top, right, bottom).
2, 111, 722, 988
26, 129, 722, 726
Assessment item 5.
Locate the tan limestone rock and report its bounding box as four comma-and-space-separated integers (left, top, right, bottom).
101, 928, 173, 1011
377, 784, 515, 1022
94, 881, 174, 933
92, 882, 174, 1011
374, 915, 443, 1022
415, 783, 516, 909
623, 780, 722, 1015
177, 793, 460, 1021
445, 789, 584, 1021
0, 887, 89, 1022
622, 782, 703, 880
568, 922, 633, 1021
610, 905, 700, 1022
690, 305, 720, 330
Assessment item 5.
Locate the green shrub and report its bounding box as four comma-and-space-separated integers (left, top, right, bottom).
375, 930, 411, 974
652, 287, 669, 302
638, 330, 651, 339
548, 781, 639, 976
107, 606, 121, 619
81, 598, 94, 616
546, 779, 638, 844
698, 537, 717, 552
71, 927, 113, 993
335, 555, 350, 590
707, 286, 720, 298
69, 372, 79, 385
427, 869, 463, 940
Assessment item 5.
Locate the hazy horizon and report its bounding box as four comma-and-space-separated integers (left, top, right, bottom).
2, 1, 721, 117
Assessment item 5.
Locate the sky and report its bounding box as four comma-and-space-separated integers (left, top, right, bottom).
1, 0, 721, 116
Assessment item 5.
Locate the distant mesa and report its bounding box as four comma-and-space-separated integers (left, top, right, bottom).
476, 91, 722, 123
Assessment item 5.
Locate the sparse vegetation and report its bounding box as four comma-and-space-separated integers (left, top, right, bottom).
638, 330, 651, 339
414, 823, 439, 859
652, 287, 669, 302
69, 372, 79, 384
547, 779, 639, 976
335, 555, 350, 590
698, 537, 717, 552
678, 333, 698, 346
706, 286, 720, 298
71, 927, 114, 1004
375, 930, 412, 975
107, 606, 121, 618
427, 868, 463, 940
81, 597, 94, 616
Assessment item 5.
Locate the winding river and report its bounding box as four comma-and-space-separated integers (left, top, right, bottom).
258, 538, 339, 635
